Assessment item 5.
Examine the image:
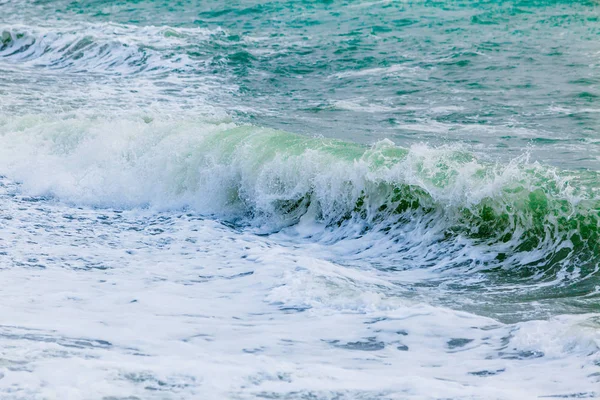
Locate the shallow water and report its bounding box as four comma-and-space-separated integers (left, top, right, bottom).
1, 1, 599, 399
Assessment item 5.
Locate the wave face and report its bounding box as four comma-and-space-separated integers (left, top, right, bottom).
1, 114, 599, 312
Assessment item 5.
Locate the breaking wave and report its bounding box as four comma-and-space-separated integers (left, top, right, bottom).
1, 114, 599, 295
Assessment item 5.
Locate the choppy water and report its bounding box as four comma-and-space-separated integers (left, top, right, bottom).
1, 1, 599, 399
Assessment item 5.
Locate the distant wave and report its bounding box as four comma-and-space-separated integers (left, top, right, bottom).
0, 23, 223, 74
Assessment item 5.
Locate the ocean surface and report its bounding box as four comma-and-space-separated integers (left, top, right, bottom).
1, 0, 600, 399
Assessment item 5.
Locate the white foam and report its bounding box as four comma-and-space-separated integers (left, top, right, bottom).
0, 180, 597, 399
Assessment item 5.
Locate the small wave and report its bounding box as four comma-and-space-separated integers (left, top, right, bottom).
331, 64, 420, 79
0, 23, 223, 74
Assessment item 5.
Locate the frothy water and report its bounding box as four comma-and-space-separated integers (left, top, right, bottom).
1, 177, 599, 399
1, 1, 599, 399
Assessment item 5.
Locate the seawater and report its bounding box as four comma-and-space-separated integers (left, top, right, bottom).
0, 1, 599, 399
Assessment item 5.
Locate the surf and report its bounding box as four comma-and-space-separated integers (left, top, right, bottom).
1, 114, 599, 303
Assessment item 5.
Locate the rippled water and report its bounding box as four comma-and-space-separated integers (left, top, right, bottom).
1, 1, 599, 399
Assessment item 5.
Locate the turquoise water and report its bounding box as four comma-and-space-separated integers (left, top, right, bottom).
3, 0, 600, 166
1, 1, 600, 399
